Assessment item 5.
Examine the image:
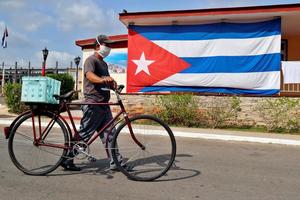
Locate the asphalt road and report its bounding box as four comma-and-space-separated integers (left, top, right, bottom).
1, 125, 300, 200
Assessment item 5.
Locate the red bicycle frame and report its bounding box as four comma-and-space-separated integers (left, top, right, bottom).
30, 96, 145, 158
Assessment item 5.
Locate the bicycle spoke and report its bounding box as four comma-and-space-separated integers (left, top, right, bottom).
15, 131, 34, 141
125, 150, 145, 164
112, 115, 176, 181
8, 112, 68, 175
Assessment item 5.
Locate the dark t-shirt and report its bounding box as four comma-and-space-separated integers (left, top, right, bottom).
83, 54, 110, 103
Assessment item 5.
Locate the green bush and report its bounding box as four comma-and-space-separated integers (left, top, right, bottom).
3, 74, 75, 114
205, 96, 242, 128
257, 97, 300, 133
155, 94, 200, 127
47, 73, 75, 95
155, 95, 242, 128
3, 82, 28, 114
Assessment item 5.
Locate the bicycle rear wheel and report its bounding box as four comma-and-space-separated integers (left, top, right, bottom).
8, 111, 69, 175
111, 115, 176, 181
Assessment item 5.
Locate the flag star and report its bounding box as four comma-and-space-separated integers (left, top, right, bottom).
132, 52, 155, 75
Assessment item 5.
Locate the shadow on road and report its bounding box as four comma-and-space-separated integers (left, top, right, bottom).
47, 154, 201, 182
152, 154, 201, 182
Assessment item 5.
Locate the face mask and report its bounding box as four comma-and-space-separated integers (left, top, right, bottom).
97, 45, 111, 58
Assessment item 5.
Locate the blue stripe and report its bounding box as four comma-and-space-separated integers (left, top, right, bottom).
180, 53, 280, 73
130, 18, 281, 40
106, 53, 127, 60
140, 86, 279, 95
105, 53, 128, 67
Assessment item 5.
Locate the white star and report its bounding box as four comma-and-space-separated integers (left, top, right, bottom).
132, 52, 155, 75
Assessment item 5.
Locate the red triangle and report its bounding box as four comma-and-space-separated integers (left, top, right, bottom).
127, 29, 190, 93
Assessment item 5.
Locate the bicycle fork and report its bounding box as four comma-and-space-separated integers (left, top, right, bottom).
125, 117, 146, 150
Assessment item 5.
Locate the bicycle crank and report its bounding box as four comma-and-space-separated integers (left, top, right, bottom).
72, 141, 90, 160
72, 141, 97, 162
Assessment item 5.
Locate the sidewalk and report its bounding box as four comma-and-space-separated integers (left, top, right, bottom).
1, 104, 300, 146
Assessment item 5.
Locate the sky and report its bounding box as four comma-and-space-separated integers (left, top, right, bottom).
1, 0, 300, 69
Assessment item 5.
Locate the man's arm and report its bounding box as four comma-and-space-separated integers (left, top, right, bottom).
86, 71, 117, 89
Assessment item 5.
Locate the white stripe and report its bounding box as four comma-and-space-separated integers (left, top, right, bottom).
172, 132, 300, 146
108, 127, 300, 146
1, 119, 300, 146
154, 71, 280, 90
152, 35, 281, 57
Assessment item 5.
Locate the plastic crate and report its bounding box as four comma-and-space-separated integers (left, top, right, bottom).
21, 76, 61, 104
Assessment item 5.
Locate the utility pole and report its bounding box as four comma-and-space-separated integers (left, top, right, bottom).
14, 62, 17, 83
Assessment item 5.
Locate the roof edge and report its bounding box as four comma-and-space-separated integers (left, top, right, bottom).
119, 3, 300, 19
75, 34, 128, 48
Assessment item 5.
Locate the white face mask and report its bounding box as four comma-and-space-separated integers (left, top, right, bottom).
97, 45, 111, 58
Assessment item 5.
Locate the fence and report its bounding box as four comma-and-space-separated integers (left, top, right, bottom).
279, 69, 300, 96
281, 83, 300, 94
0, 61, 81, 93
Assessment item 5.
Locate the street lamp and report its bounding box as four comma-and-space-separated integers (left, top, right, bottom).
42, 47, 49, 76
74, 56, 81, 91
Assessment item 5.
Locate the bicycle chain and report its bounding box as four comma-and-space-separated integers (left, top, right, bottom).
35, 141, 121, 162
35, 141, 95, 161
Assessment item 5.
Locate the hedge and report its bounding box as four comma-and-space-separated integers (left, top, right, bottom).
47, 73, 75, 95
3, 74, 75, 113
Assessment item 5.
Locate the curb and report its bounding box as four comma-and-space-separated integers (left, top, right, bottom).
172, 131, 300, 146
0, 118, 299, 146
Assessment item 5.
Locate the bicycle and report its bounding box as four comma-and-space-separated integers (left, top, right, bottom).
6, 85, 177, 181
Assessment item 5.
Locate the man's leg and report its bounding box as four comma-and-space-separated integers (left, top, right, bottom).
61, 105, 104, 171
98, 106, 125, 170
78, 105, 105, 142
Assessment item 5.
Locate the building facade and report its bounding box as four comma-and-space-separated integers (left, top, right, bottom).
76, 3, 300, 96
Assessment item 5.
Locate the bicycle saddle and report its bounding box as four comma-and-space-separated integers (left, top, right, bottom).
53, 90, 75, 100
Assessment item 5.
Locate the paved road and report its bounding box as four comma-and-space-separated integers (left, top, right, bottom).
1, 125, 300, 200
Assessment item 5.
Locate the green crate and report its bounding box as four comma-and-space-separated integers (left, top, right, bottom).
21, 76, 61, 104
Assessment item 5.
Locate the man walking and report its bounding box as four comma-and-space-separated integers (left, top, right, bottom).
61, 35, 123, 171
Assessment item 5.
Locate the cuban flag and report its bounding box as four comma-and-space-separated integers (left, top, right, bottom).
2, 26, 8, 48
127, 18, 281, 95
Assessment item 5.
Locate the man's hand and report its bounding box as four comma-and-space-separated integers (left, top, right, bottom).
102, 76, 114, 84
103, 76, 117, 90
86, 72, 117, 89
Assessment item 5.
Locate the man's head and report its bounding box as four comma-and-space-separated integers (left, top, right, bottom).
95, 35, 113, 58
95, 35, 113, 46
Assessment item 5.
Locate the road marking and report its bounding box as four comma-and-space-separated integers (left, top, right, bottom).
172, 131, 300, 146
1, 119, 299, 146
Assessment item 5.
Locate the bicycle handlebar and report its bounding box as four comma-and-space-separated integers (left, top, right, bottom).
101, 84, 125, 94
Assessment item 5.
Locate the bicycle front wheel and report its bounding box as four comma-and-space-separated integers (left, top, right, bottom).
111, 115, 176, 181
8, 111, 69, 175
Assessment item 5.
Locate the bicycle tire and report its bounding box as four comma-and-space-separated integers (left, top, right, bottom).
8, 111, 69, 175
111, 115, 176, 181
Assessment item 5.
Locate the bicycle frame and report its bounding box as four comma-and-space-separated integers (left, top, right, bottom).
30, 93, 144, 158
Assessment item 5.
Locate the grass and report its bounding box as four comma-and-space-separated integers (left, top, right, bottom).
223, 126, 300, 135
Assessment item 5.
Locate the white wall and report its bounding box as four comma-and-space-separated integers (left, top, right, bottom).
81, 48, 127, 91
